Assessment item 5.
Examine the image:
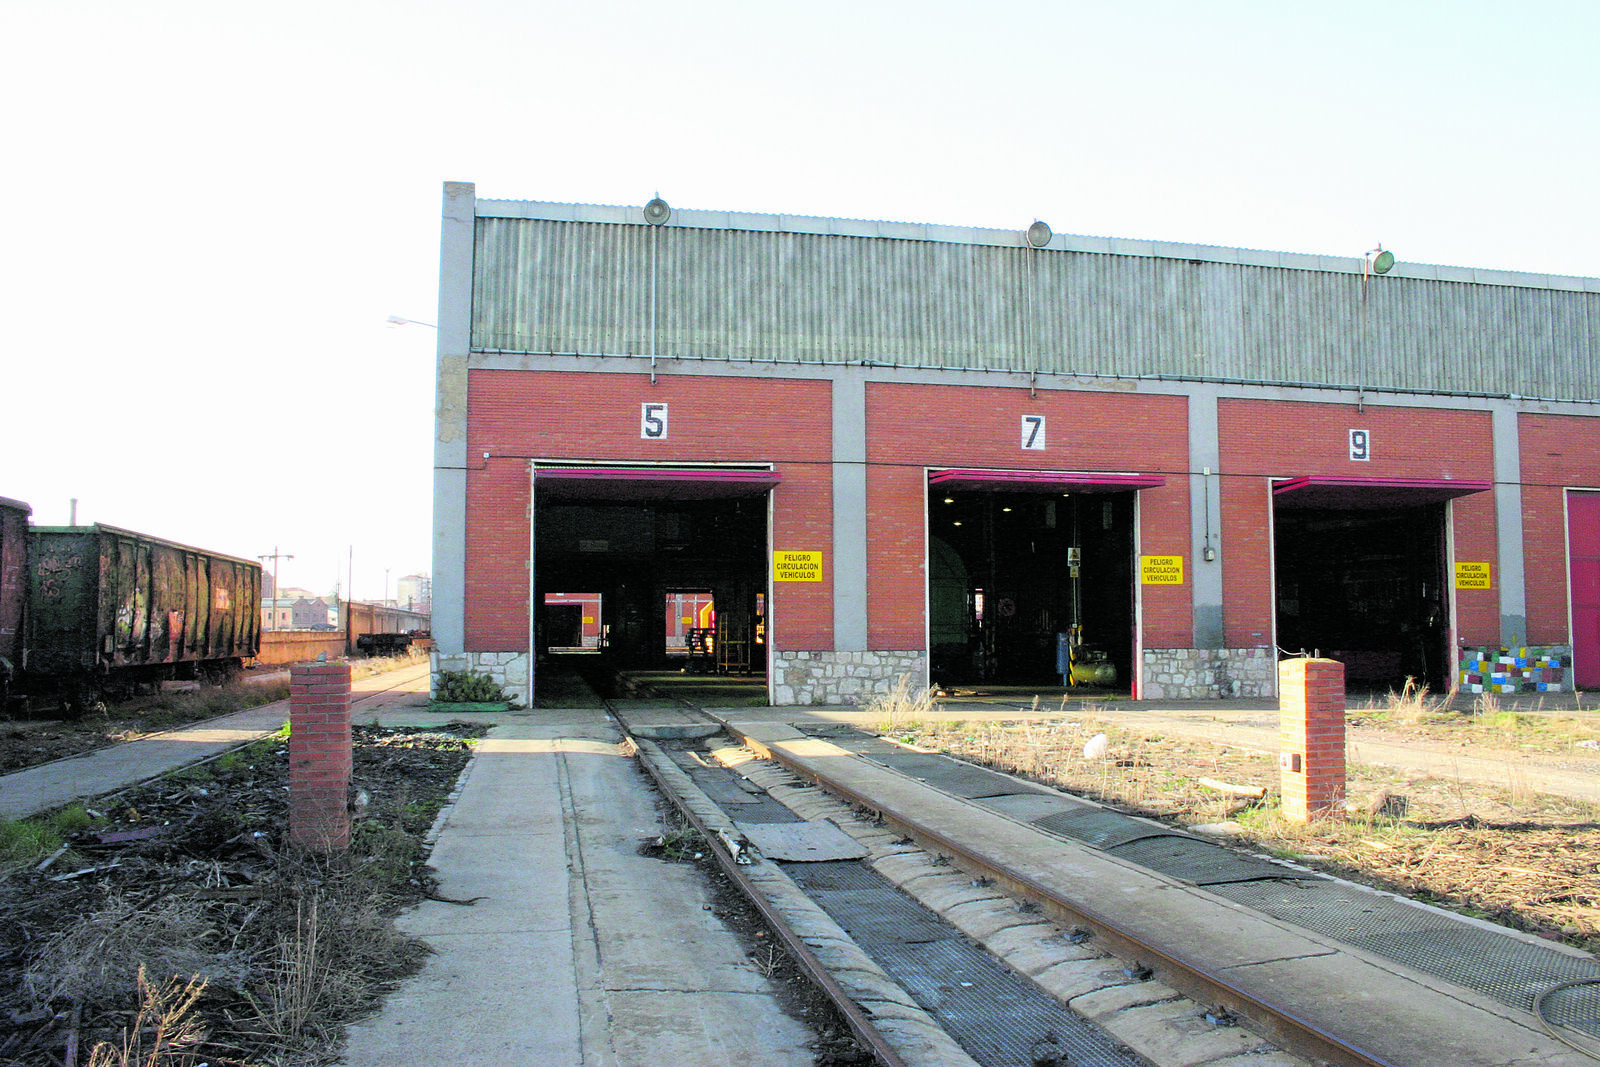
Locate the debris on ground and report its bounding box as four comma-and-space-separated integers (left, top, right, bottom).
0, 721, 485, 1067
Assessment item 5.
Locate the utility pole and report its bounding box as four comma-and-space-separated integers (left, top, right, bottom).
258, 547, 294, 631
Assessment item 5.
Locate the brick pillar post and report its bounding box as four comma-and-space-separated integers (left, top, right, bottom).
1279, 657, 1346, 823
289, 662, 352, 851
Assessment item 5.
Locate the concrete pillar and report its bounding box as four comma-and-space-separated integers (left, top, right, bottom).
289, 662, 353, 851
1187, 387, 1224, 649
1278, 657, 1345, 822
1491, 405, 1528, 645
433, 180, 475, 656
832, 366, 868, 651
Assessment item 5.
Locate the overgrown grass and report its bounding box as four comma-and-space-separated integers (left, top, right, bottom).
0, 805, 99, 871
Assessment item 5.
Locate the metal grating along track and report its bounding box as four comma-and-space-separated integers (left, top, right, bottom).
770, 726, 1600, 1043
786, 861, 1152, 1067
1208, 866, 1600, 1033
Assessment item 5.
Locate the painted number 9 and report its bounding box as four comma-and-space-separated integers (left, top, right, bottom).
641, 402, 668, 440
1349, 428, 1370, 461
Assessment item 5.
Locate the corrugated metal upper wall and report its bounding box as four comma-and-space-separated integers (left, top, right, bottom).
471, 212, 1600, 400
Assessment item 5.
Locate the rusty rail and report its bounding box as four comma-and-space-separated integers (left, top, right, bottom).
728, 725, 1402, 1067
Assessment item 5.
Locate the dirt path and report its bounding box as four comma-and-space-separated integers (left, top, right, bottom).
1074, 702, 1600, 804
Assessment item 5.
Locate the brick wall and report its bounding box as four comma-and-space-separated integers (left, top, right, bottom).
465, 369, 833, 653
1218, 474, 1274, 647
1220, 398, 1497, 648
1518, 413, 1600, 644
864, 381, 1193, 652
866, 464, 928, 649
1451, 491, 1501, 646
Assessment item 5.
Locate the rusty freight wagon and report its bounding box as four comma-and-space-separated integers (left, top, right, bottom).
20, 521, 262, 709
0, 498, 28, 698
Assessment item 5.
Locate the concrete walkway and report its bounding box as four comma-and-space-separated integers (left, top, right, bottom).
0, 663, 434, 820
339, 710, 815, 1066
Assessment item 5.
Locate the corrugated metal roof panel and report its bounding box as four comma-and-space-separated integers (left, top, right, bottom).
471, 214, 1600, 400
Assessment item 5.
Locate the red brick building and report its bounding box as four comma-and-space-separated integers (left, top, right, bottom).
433, 184, 1600, 705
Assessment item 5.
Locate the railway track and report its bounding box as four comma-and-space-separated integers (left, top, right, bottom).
610, 698, 1600, 1067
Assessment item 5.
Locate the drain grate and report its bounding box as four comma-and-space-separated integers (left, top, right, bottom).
1540, 980, 1600, 1039
787, 861, 1150, 1067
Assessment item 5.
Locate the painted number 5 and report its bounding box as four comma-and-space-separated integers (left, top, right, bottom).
1021, 414, 1046, 451
1349, 428, 1370, 462
641, 402, 669, 440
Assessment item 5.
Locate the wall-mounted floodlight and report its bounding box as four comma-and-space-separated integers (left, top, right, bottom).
1026, 220, 1053, 248
644, 198, 672, 225
1361, 245, 1396, 303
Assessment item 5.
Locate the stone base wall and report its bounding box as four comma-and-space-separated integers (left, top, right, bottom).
432, 650, 531, 708
771, 651, 928, 706
1141, 647, 1276, 700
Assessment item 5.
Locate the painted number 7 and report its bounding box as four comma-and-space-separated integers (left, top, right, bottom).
1021, 415, 1046, 451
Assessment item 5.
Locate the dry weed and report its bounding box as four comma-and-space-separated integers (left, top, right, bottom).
23, 893, 245, 1004
245, 887, 415, 1052
1386, 677, 1437, 723
85, 966, 209, 1067
868, 674, 936, 731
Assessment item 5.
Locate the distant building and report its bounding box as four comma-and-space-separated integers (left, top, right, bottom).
396, 574, 431, 613
261, 598, 295, 631
292, 597, 338, 629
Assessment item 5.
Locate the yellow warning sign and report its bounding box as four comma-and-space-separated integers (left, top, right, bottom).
1456, 562, 1492, 589
1140, 555, 1185, 585
773, 551, 824, 583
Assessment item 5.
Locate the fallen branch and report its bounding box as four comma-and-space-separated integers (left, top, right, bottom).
424, 892, 486, 906
1198, 777, 1267, 800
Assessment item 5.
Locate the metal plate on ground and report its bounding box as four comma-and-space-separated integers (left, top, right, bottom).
871, 753, 1048, 799
1108, 834, 1312, 885
1352, 925, 1600, 1011
793, 723, 864, 738
735, 820, 869, 861
976, 792, 1100, 824
686, 769, 764, 806
786, 860, 1149, 1067
1031, 807, 1176, 849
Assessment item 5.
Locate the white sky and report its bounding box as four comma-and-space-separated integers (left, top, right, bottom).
3, 1, 1597, 601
